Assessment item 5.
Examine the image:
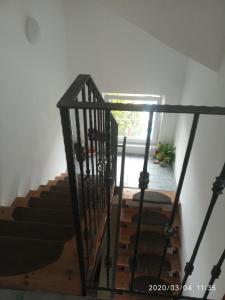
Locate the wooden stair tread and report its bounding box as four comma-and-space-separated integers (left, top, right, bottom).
121, 207, 180, 227
123, 188, 175, 202
0, 174, 81, 295
12, 207, 73, 225
117, 252, 180, 273
0, 239, 80, 295
55, 180, 69, 187
0, 236, 64, 276
123, 188, 176, 212
116, 271, 180, 292
1, 171, 180, 297
0, 219, 74, 241
121, 208, 169, 226
40, 191, 70, 200
119, 227, 180, 249
50, 185, 70, 193
132, 190, 172, 204
28, 197, 72, 210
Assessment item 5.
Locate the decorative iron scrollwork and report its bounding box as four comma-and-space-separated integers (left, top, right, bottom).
88, 128, 99, 141
86, 176, 93, 184
212, 176, 225, 195
184, 262, 194, 275
74, 143, 85, 162
138, 171, 149, 189
163, 225, 177, 237
97, 158, 107, 175
88, 128, 106, 141
104, 171, 113, 187
211, 265, 221, 279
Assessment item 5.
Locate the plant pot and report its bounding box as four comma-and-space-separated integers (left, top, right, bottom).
159, 161, 168, 167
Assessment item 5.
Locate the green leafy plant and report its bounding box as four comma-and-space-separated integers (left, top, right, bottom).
154, 142, 176, 166
111, 99, 142, 137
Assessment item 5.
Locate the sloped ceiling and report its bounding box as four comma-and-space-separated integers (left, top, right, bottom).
96, 0, 225, 71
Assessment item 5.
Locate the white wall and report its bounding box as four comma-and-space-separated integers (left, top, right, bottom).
97, 0, 225, 71
0, 0, 69, 206
63, 0, 188, 144
174, 58, 225, 298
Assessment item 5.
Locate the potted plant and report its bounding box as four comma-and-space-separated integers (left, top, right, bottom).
154, 142, 176, 167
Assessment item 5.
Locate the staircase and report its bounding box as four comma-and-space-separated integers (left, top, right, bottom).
0, 172, 182, 299
114, 187, 181, 300
0, 174, 81, 295
1, 74, 225, 300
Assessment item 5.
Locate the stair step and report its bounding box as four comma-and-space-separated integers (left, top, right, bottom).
28, 197, 72, 210
56, 180, 69, 187
121, 207, 169, 225
117, 253, 172, 275
123, 188, 175, 211
132, 190, 172, 204
50, 185, 70, 193
119, 251, 180, 272
133, 275, 174, 296
119, 227, 180, 252
121, 206, 180, 227
0, 237, 64, 276
115, 271, 179, 295
0, 219, 74, 241
12, 207, 73, 225
40, 191, 70, 200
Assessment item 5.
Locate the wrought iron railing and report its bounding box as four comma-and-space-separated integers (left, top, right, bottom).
57, 74, 225, 300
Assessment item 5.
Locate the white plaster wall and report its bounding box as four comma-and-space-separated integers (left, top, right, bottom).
174, 58, 225, 298
97, 0, 225, 71
63, 0, 188, 144
0, 0, 69, 205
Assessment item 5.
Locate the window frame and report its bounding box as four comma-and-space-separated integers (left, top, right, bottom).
103, 93, 164, 145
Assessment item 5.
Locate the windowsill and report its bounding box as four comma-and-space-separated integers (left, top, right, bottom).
117, 143, 157, 155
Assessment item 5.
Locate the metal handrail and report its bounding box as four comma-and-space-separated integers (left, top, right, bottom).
58, 74, 225, 299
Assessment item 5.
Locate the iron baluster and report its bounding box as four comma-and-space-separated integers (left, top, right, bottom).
82, 86, 90, 177
130, 111, 154, 291
74, 104, 90, 267
157, 114, 200, 280
82, 87, 93, 247
59, 108, 86, 296
203, 248, 225, 299
102, 109, 107, 209
105, 109, 113, 288
179, 162, 225, 296
88, 86, 97, 234
112, 137, 126, 289
93, 91, 100, 226
97, 107, 103, 213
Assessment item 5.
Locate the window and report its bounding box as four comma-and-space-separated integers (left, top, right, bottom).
103, 93, 163, 145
